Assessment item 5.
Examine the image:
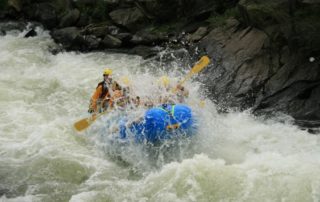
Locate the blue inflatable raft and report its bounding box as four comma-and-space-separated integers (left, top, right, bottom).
119, 104, 196, 143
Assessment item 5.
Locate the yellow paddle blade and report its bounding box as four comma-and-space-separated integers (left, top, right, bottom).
191, 56, 210, 74
74, 110, 110, 132
172, 55, 211, 92
74, 115, 97, 132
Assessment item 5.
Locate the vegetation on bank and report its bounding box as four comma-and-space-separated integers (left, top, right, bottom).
206, 8, 240, 29
0, 0, 7, 11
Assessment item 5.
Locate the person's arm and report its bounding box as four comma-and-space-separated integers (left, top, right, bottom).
176, 84, 189, 97
89, 85, 102, 112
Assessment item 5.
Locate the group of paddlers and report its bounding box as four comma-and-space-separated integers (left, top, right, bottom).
88, 68, 189, 114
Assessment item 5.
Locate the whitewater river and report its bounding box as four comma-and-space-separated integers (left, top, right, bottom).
1, 26, 320, 202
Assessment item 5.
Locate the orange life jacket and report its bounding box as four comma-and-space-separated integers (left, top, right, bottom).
90, 81, 111, 110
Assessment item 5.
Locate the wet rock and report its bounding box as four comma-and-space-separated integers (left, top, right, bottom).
76, 13, 90, 27
197, 4, 320, 126
0, 21, 27, 32
238, 0, 288, 24
24, 29, 37, 37
101, 34, 122, 48
106, 25, 121, 35
109, 7, 147, 31
51, 27, 81, 49
186, 26, 208, 42
199, 21, 269, 109
115, 32, 132, 43
130, 30, 167, 46
49, 45, 64, 55
8, 0, 22, 12
24, 3, 58, 29
74, 34, 101, 51
0, 188, 10, 197
59, 9, 80, 28
81, 22, 111, 37
128, 45, 162, 59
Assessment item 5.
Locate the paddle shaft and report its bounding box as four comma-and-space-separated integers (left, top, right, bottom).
173, 56, 210, 92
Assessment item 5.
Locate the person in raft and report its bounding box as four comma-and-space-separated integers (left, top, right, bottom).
157, 76, 189, 104
88, 68, 123, 113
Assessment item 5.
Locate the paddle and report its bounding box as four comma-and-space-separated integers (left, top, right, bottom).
172, 55, 210, 93
74, 110, 110, 132
73, 55, 210, 132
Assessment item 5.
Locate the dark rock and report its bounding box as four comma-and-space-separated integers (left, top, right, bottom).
59, 9, 80, 28
140, 0, 217, 22
196, 1, 320, 127
109, 7, 147, 31
0, 21, 27, 32
0, 188, 10, 197
76, 13, 90, 27
130, 30, 167, 45
128, 45, 162, 59
115, 32, 132, 43
101, 34, 122, 48
51, 27, 81, 49
74, 34, 101, 51
181, 20, 209, 34
253, 58, 320, 120
199, 23, 269, 109
238, 0, 289, 28
24, 29, 37, 37
8, 0, 22, 12
106, 25, 121, 35
81, 22, 110, 36
24, 3, 58, 29
82, 22, 124, 39
186, 27, 208, 42
49, 45, 64, 55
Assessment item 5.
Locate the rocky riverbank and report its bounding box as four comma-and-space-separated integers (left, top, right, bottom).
1, 0, 320, 131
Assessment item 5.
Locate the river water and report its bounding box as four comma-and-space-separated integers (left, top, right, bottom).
0, 26, 320, 202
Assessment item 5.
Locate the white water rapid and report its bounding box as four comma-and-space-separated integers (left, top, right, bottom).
0, 26, 320, 202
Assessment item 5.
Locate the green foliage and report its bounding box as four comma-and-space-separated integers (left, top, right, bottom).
92, 0, 108, 20
75, 0, 108, 21
0, 0, 7, 10
246, 3, 289, 27
206, 8, 240, 29
294, 5, 320, 52
151, 23, 179, 34
145, 20, 186, 35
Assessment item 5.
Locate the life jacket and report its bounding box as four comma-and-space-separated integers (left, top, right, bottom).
97, 81, 110, 99
90, 80, 112, 111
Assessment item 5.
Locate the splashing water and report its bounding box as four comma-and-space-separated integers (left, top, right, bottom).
0, 26, 320, 202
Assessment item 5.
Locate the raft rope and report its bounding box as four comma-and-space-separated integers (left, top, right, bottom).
157, 105, 180, 130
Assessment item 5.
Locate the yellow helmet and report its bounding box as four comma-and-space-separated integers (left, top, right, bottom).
158, 76, 170, 87
103, 68, 112, 75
